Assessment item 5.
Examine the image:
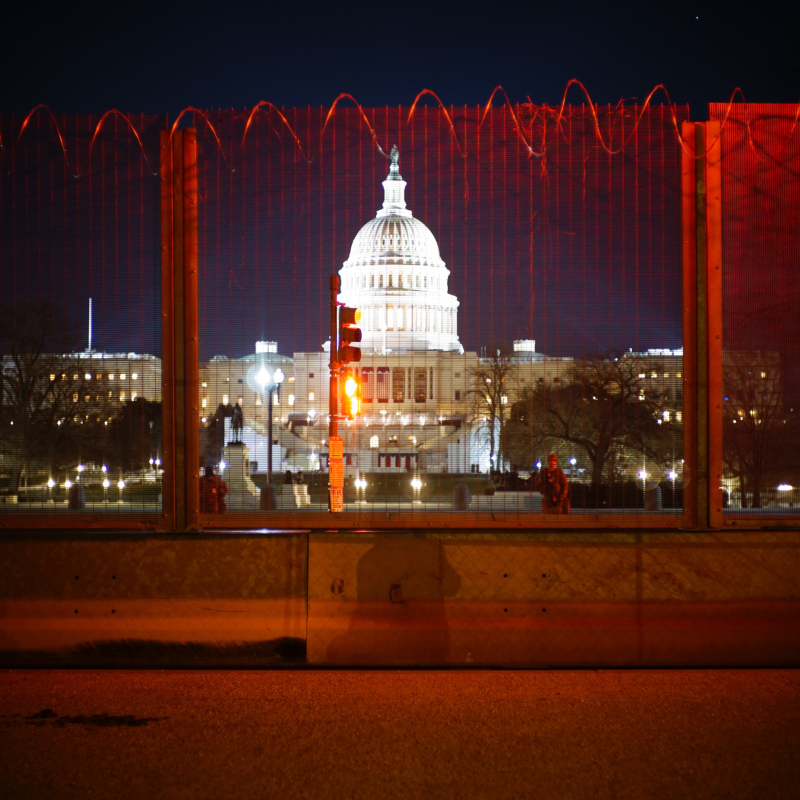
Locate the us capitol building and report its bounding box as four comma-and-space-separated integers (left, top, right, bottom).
200, 149, 679, 477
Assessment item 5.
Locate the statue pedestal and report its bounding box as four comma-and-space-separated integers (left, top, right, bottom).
222, 443, 259, 511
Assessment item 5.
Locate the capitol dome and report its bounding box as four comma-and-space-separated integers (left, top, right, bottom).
338, 146, 462, 353
346, 215, 443, 269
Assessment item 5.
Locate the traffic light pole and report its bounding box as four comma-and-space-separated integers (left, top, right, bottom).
329, 275, 342, 512
329, 274, 339, 442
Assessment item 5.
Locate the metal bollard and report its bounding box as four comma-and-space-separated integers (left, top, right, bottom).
452, 483, 471, 511
68, 484, 86, 510
260, 484, 278, 510
644, 485, 663, 511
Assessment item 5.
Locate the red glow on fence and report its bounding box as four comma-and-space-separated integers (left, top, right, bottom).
5, 84, 800, 182
407, 90, 466, 159
322, 94, 389, 159
243, 102, 310, 164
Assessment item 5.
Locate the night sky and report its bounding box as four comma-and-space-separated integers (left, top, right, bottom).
4, 2, 799, 115
2, 0, 799, 360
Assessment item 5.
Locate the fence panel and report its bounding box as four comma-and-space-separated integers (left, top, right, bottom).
711, 104, 800, 520
193, 104, 688, 525
0, 112, 164, 522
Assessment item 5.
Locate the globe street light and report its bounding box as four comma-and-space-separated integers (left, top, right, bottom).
257, 365, 285, 488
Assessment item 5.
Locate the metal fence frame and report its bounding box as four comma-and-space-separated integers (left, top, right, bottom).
3, 121, 798, 532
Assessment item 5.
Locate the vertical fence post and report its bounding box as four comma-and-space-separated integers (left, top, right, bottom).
160, 127, 200, 532
705, 121, 724, 529
681, 122, 698, 528
171, 131, 186, 531
160, 131, 176, 532
183, 129, 200, 531
694, 123, 710, 529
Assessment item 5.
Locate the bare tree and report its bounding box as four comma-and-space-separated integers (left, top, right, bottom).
465, 347, 516, 471
519, 354, 674, 484
722, 351, 798, 508
0, 301, 98, 489
105, 398, 162, 474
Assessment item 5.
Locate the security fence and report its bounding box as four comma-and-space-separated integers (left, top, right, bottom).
710, 104, 800, 519
0, 112, 164, 524
1, 97, 798, 529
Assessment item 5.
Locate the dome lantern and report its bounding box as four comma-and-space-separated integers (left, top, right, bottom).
378, 145, 411, 218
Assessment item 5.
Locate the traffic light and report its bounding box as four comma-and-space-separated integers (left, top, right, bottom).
342, 373, 361, 419
338, 306, 362, 364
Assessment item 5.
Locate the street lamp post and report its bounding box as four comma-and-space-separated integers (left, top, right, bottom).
256, 365, 284, 489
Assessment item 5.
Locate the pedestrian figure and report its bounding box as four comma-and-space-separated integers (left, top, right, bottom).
232, 402, 244, 443
199, 462, 228, 514
533, 453, 570, 514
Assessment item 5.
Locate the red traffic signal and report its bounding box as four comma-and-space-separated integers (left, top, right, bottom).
338, 306, 362, 364
341, 374, 361, 419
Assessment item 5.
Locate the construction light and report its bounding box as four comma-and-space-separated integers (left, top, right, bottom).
338, 306, 362, 363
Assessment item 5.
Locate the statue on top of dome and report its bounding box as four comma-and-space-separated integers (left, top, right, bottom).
388, 144, 401, 179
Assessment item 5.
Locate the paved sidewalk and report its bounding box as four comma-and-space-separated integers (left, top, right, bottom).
2, 669, 799, 799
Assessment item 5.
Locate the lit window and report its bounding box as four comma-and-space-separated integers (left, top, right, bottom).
85, 373, 91, 380
664, 372, 669, 378
663, 410, 671, 421
85, 395, 90, 402
676, 412, 683, 422
108, 374, 114, 380
288, 394, 295, 406
131, 392, 137, 401
761, 372, 767, 378
73, 393, 78, 402
501, 396, 508, 404
132, 373, 138, 380
120, 374, 126, 380
50, 374, 56, 381
202, 382, 208, 388
96, 374, 102, 380
677, 372, 682, 378
370, 435, 380, 448
222, 394, 229, 405
651, 372, 658, 379
255, 397, 261, 406
120, 391, 126, 402
202, 398, 208, 408
638, 373, 646, 380
73, 374, 79, 381
309, 392, 315, 402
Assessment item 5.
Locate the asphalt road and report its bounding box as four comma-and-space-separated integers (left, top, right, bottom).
2, 669, 799, 799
